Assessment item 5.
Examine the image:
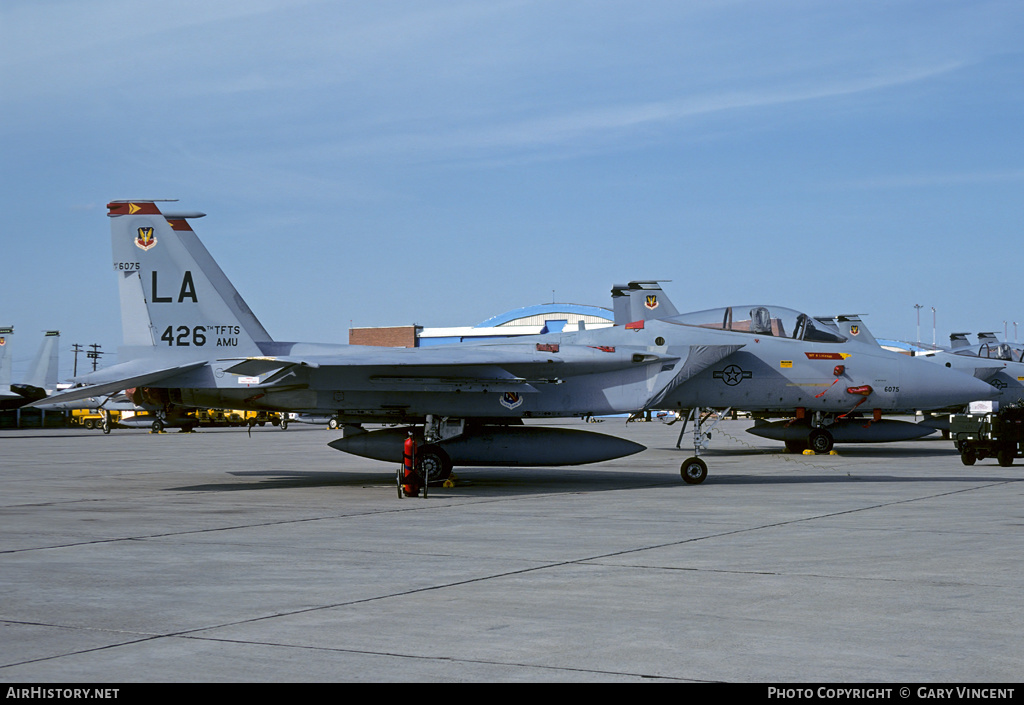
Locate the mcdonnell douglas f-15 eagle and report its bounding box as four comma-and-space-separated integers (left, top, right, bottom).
36, 201, 994, 485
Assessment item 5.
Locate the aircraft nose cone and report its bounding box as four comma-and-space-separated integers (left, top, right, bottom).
902, 357, 999, 409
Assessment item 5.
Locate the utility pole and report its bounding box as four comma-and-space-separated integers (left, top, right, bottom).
87, 344, 103, 372
914, 304, 923, 344
71, 343, 83, 377
931, 307, 936, 347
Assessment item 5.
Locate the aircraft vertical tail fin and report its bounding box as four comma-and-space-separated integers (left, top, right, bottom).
949, 333, 971, 349
834, 314, 879, 347
610, 281, 678, 325
23, 330, 60, 393
611, 285, 631, 326
108, 201, 272, 360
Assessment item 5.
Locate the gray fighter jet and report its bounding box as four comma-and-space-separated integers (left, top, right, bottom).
0, 329, 61, 410
944, 332, 1023, 365
37, 201, 994, 485
606, 284, 997, 461
916, 332, 1024, 408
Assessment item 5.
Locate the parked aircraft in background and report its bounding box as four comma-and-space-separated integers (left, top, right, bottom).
0, 329, 61, 410
949, 332, 1023, 358
36, 202, 994, 485
916, 332, 1024, 408
39, 392, 142, 433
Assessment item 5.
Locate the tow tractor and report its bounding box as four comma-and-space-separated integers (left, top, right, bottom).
951, 403, 1024, 467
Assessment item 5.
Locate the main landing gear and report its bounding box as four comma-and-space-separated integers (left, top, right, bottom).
807, 428, 835, 454
781, 420, 835, 454
396, 416, 456, 499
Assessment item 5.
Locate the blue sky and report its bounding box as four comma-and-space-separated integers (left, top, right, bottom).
1, 0, 1022, 380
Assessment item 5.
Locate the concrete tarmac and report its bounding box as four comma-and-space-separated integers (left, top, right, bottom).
1, 418, 1022, 683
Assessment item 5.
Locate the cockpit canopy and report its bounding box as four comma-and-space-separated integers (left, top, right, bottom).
667, 305, 848, 344
954, 342, 1024, 362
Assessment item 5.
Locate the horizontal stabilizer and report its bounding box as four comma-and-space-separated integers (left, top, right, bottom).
28, 361, 207, 407
10, 384, 47, 402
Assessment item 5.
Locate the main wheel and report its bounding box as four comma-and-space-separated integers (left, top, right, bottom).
808, 429, 834, 454
784, 439, 808, 453
680, 457, 708, 485
417, 445, 453, 485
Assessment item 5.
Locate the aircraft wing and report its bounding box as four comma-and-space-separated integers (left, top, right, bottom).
31, 342, 687, 408
224, 356, 548, 394
220, 343, 682, 393
27, 361, 208, 407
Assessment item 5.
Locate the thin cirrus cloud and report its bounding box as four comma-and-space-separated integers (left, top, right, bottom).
317, 59, 971, 164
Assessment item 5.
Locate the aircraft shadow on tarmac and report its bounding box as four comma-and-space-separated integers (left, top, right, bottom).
167, 466, 682, 496
665, 445, 1024, 485
679, 444, 964, 459
701, 473, 1024, 485
169, 470, 396, 493
164, 456, 1023, 494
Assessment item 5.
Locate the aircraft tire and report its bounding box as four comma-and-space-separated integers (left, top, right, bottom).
417, 444, 453, 485
328, 417, 339, 430
680, 457, 707, 485
808, 429, 833, 454
280, 418, 288, 430
152, 418, 164, 433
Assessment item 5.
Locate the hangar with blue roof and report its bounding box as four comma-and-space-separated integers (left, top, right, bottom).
349, 303, 613, 348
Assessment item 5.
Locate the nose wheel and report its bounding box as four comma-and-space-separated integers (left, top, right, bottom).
674, 407, 729, 484
680, 457, 708, 484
